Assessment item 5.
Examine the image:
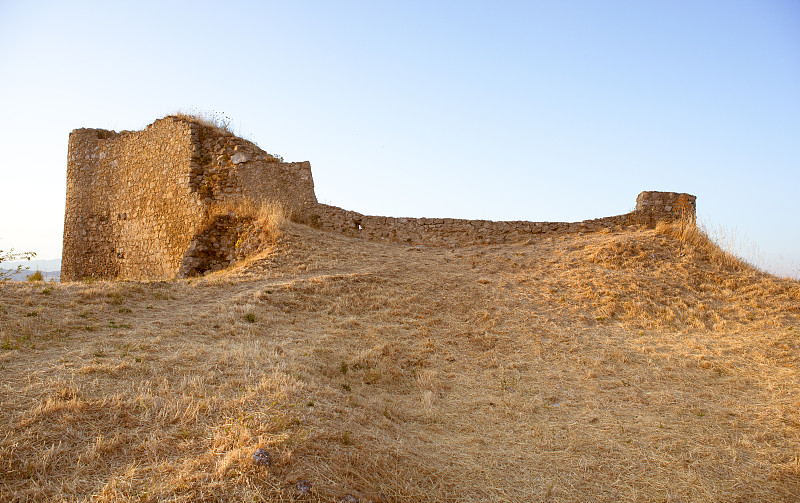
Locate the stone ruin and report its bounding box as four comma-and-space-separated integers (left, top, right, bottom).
62, 116, 696, 281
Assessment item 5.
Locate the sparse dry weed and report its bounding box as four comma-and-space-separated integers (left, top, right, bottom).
172, 110, 235, 136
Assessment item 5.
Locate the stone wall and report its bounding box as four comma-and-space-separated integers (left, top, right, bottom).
635, 191, 696, 227
176, 214, 273, 278
63, 118, 200, 281
305, 190, 695, 246
307, 204, 635, 246
190, 129, 317, 214
62, 116, 316, 281
62, 115, 696, 281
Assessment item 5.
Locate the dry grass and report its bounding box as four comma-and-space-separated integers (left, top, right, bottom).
207, 198, 288, 235
1, 223, 799, 502
172, 110, 235, 136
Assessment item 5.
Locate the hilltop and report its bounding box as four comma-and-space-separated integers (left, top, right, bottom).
1, 220, 799, 502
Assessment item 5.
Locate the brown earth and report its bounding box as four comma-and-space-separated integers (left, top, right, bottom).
1, 221, 799, 502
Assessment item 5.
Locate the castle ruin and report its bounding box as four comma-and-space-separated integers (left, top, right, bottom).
62, 116, 696, 281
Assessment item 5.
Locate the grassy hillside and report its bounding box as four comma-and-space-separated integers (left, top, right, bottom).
1, 222, 799, 502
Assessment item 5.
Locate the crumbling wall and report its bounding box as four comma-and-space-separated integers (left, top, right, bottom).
306, 189, 695, 246
177, 215, 250, 277
62, 116, 316, 281
308, 204, 636, 245
190, 131, 317, 214
634, 191, 696, 228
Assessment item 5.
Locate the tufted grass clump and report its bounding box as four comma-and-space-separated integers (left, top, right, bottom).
206, 197, 288, 241
26, 270, 43, 282
655, 218, 756, 272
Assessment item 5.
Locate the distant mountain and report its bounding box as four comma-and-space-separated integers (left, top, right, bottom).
1, 258, 61, 282
0, 269, 60, 282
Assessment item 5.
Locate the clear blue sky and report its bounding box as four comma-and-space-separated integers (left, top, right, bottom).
1, 0, 798, 277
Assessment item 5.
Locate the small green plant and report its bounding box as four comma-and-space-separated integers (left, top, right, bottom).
41, 287, 52, 295
244, 312, 256, 323
341, 383, 351, 392
26, 270, 43, 282
108, 321, 132, 329
25, 311, 38, 317
339, 362, 348, 375
1, 337, 12, 350
118, 307, 132, 313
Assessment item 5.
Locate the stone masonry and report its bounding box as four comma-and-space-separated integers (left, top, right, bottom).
62, 116, 316, 281
62, 115, 696, 281
308, 190, 695, 247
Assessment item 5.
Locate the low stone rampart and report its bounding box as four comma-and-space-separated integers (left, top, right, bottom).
306, 190, 695, 246
309, 204, 635, 245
